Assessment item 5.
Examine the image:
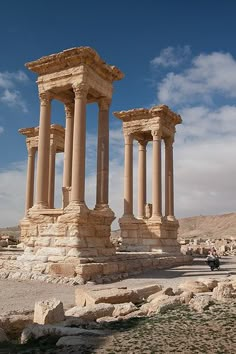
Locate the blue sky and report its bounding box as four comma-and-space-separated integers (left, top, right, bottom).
0, 0, 236, 227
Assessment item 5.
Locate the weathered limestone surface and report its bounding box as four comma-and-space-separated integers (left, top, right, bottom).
65, 303, 115, 322
33, 298, 65, 325
75, 283, 164, 307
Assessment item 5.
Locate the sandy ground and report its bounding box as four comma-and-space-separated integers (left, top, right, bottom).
0, 256, 235, 315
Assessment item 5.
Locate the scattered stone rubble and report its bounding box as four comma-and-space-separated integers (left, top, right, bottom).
0, 276, 235, 348
180, 237, 236, 256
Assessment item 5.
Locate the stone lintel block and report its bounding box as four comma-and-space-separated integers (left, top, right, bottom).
120, 237, 138, 245
49, 263, 76, 277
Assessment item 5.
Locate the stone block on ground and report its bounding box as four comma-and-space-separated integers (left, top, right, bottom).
21, 324, 106, 344
65, 303, 115, 322
75, 287, 138, 306
112, 302, 137, 317
178, 280, 209, 294
33, 298, 65, 325
75, 284, 163, 307
189, 295, 213, 313
212, 282, 235, 301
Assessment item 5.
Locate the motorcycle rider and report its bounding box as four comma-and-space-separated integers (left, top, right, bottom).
206, 248, 220, 269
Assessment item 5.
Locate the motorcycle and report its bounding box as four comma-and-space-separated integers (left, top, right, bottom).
206, 257, 220, 271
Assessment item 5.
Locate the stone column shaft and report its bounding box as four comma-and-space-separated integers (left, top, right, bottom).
137, 140, 147, 218
63, 103, 74, 188
25, 146, 36, 213
48, 144, 56, 209
152, 130, 162, 218
123, 134, 133, 216
70, 83, 88, 204
35, 92, 51, 208
96, 98, 110, 208
165, 137, 174, 218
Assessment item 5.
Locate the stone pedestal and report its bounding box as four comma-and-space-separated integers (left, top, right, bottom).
118, 216, 180, 254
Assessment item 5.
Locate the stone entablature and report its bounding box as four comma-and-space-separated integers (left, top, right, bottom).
114, 105, 181, 141
25, 47, 124, 104
113, 105, 182, 253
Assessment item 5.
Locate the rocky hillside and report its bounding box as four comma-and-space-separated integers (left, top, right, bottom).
178, 212, 236, 240
0, 225, 20, 240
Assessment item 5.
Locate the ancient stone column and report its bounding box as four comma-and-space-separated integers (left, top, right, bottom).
165, 136, 175, 220
123, 134, 133, 217
95, 98, 110, 209
63, 102, 74, 188
35, 92, 51, 208
48, 143, 56, 209
25, 145, 36, 213
151, 130, 162, 219
70, 83, 88, 205
137, 140, 147, 219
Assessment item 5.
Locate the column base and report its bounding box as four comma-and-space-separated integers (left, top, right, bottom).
149, 214, 163, 223
64, 201, 89, 215
165, 215, 176, 222
31, 202, 48, 210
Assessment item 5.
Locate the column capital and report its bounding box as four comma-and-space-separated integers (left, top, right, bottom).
72, 83, 88, 99
151, 129, 162, 140
137, 139, 148, 148
64, 102, 74, 119
98, 97, 111, 111
39, 92, 51, 106
124, 133, 133, 144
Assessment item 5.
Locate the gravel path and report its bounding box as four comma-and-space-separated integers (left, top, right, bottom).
0, 256, 235, 315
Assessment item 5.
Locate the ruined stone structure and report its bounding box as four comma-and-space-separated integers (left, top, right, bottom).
113, 105, 181, 253
19, 47, 124, 265
19, 125, 65, 214
15, 47, 191, 282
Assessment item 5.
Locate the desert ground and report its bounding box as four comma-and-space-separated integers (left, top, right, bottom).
0, 256, 236, 353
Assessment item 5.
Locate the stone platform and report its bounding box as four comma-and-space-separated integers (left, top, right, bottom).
0, 249, 192, 284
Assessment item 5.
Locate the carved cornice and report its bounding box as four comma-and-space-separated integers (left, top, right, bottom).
25, 47, 124, 82
113, 104, 182, 125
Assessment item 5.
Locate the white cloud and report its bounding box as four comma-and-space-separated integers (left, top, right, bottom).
0, 126, 4, 134
151, 45, 191, 68
157, 52, 236, 105
0, 70, 29, 112
0, 89, 28, 113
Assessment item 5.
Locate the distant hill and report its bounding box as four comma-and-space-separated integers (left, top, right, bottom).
2, 213, 236, 242
178, 212, 236, 240
0, 225, 20, 239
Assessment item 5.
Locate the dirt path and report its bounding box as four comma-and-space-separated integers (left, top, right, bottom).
0, 256, 235, 315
